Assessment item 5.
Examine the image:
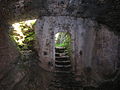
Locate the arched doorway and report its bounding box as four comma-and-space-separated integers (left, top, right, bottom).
54, 32, 72, 72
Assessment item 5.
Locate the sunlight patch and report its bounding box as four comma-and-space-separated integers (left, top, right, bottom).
12, 19, 36, 45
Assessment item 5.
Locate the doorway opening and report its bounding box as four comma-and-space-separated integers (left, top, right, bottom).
55, 32, 72, 55
9, 19, 37, 62
54, 32, 72, 72
10, 19, 36, 52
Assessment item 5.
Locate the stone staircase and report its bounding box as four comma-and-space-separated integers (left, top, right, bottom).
55, 47, 72, 74
49, 47, 82, 90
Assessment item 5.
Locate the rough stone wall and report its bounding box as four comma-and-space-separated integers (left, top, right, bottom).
0, 0, 119, 89
76, 25, 119, 86
35, 16, 76, 71
0, 0, 120, 34
0, 50, 54, 90
35, 16, 119, 86
0, 27, 19, 81
74, 18, 98, 76
35, 16, 98, 74
92, 25, 119, 81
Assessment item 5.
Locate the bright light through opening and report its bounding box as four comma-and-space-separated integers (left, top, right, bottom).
12, 19, 36, 45
55, 33, 60, 43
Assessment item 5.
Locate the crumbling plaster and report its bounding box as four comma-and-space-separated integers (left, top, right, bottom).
35, 16, 119, 85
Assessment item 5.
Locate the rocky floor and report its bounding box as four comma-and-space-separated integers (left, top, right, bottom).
0, 51, 120, 90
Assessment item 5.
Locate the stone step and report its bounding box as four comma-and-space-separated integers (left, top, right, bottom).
55, 71, 72, 74
55, 47, 66, 50
55, 53, 68, 57
55, 64, 71, 68
54, 71, 73, 75
51, 80, 79, 87
55, 56, 70, 61
55, 67, 71, 71
52, 79, 74, 83
55, 47, 66, 53
55, 60, 70, 63
50, 78, 83, 88
54, 75, 75, 79
55, 53, 60, 57
55, 49, 65, 53
55, 62, 71, 65
55, 60, 71, 65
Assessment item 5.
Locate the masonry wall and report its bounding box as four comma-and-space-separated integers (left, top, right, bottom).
91, 25, 119, 83
35, 16, 119, 85
35, 16, 97, 73
0, 27, 19, 80
35, 16, 76, 71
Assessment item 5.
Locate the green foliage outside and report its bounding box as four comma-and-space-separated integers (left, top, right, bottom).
55, 32, 72, 55
21, 21, 35, 51
11, 20, 36, 51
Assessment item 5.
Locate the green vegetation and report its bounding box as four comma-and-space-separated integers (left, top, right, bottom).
21, 22, 35, 51
11, 20, 36, 51
55, 32, 72, 55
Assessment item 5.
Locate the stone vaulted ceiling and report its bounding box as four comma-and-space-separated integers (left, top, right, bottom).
0, 0, 120, 35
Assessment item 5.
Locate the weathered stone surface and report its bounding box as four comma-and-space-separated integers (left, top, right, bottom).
0, 0, 120, 34
0, 0, 119, 89
35, 16, 97, 72
92, 25, 119, 81
0, 51, 54, 90
0, 27, 19, 80
35, 16, 119, 87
